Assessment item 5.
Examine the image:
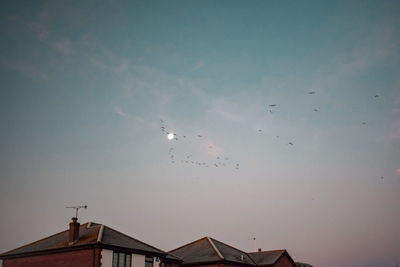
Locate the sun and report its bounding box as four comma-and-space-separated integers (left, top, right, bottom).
167, 133, 174, 140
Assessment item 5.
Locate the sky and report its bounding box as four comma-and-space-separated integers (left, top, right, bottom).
0, 1, 400, 266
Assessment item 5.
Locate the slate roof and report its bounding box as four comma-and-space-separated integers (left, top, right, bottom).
169, 237, 255, 266
0, 222, 172, 259
247, 250, 286, 266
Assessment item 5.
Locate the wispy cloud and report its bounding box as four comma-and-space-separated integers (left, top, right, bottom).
51, 39, 72, 55
0, 57, 48, 80
210, 99, 245, 122
113, 106, 128, 117
192, 60, 205, 72
204, 141, 223, 156
27, 21, 49, 42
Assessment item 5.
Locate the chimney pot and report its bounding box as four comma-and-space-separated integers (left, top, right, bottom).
69, 217, 80, 244
258, 248, 262, 252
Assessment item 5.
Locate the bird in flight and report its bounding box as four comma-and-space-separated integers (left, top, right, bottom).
268, 104, 277, 107
197, 135, 202, 138
269, 109, 273, 114
308, 91, 316, 94
258, 129, 262, 132
287, 142, 294, 146
313, 109, 319, 112
374, 94, 379, 98
362, 122, 366, 125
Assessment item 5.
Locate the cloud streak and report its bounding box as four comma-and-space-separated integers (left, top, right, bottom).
51, 39, 72, 55
0, 57, 48, 80
113, 106, 128, 117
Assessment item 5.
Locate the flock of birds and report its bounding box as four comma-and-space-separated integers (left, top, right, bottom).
160, 119, 240, 170
158, 91, 382, 177
256, 91, 323, 146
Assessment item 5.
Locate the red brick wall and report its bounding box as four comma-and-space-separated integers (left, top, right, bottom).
273, 254, 296, 267
2, 248, 100, 267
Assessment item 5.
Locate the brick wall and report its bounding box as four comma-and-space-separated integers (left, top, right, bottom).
2, 248, 100, 267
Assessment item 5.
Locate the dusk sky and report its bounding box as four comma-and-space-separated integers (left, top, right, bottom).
1, 1, 400, 266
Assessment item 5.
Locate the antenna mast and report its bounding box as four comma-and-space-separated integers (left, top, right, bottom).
66, 205, 87, 219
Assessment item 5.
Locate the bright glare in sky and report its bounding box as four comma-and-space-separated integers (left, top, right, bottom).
167, 133, 174, 140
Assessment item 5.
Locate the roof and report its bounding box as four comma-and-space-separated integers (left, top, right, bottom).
0, 222, 172, 259
169, 237, 255, 266
247, 250, 286, 266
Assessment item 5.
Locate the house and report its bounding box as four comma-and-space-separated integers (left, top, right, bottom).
0, 219, 301, 267
0, 217, 182, 267
169, 237, 297, 267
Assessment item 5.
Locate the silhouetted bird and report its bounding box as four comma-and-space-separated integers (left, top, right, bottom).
288, 142, 294, 146
362, 122, 366, 125
197, 135, 202, 137
314, 109, 318, 112
258, 129, 262, 132
308, 91, 316, 94
374, 95, 379, 98
268, 104, 277, 107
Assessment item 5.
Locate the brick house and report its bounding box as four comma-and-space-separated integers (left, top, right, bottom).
0, 218, 181, 267
169, 237, 297, 267
0, 219, 299, 267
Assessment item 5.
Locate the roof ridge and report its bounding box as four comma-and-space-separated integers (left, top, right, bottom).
209, 237, 257, 265
101, 225, 167, 254
247, 249, 286, 254
209, 237, 250, 256
206, 237, 224, 260
168, 237, 209, 253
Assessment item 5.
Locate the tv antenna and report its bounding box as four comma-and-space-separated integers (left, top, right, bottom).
65, 205, 87, 218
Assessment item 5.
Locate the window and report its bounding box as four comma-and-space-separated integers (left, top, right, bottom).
113, 252, 131, 267
145, 256, 153, 267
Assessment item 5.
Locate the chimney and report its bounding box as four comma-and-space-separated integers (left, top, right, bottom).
69, 217, 80, 244
258, 248, 262, 252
